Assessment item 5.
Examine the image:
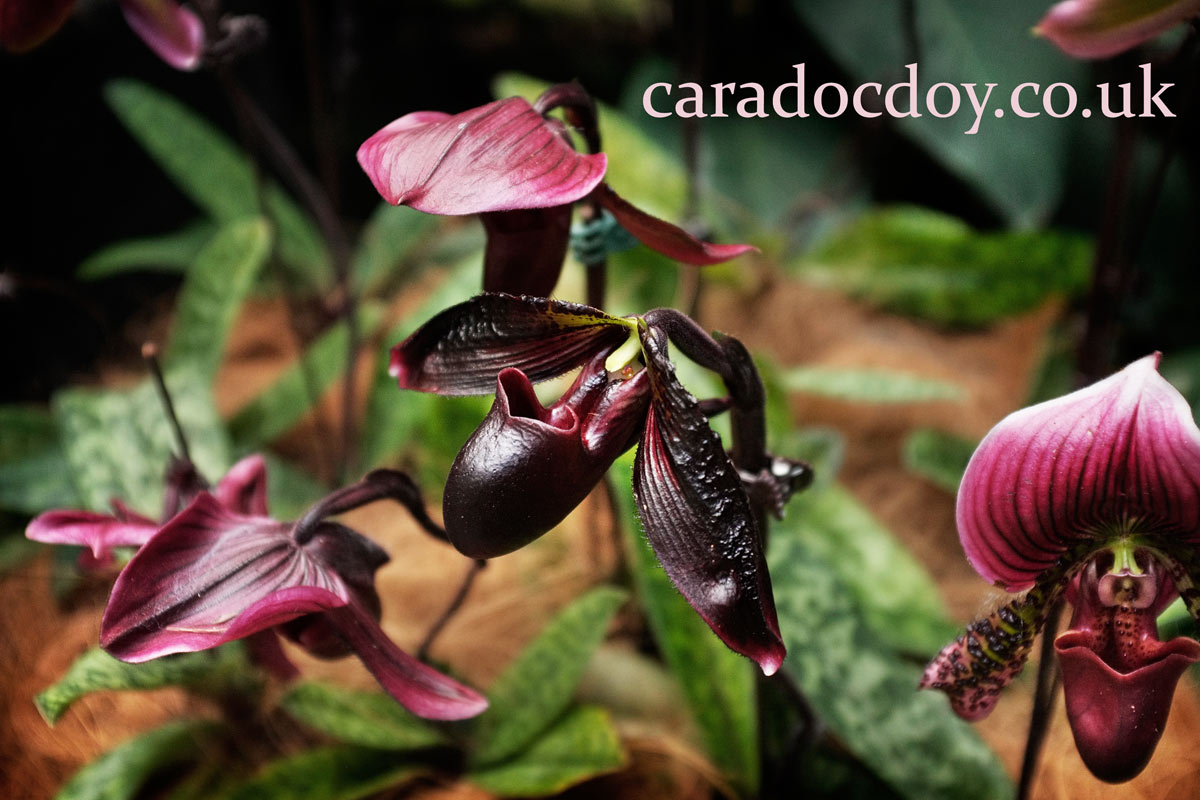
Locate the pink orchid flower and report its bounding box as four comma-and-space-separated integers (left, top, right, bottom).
1036, 0, 1200, 59
921, 353, 1200, 782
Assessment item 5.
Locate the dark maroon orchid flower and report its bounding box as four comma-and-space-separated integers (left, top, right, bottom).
97, 468, 487, 720
356, 86, 755, 297
391, 293, 811, 676
0, 0, 204, 69
920, 354, 1200, 782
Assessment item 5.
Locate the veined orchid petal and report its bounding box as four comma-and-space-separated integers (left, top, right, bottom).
26, 508, 158, 564
118, 0, 205, 71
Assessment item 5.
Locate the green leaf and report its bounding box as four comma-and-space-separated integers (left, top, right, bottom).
469, 706, 625, 797
903, 428, 977, 494
54, 719, 218, 800
786, 483, 956, 657
36, 644, 257, 724
779, 365, 964, 404
215, 745, 423, 800
279, 683, 447, 751
104, 79, 330, 286
77, 222, 216, 280
52, 365, 230, 516
165, 218, 272, 379
0, 405, 77, 514
228, 302, 384, 448
770, 517, 1011, 800
0, 535, 42, 574
469, 585, 627, 766
791, 0, 1087, 226
797, 206, 1092, 326
259, 454, 329, 521
612, 457, 759, 797
351, 203, 440, 295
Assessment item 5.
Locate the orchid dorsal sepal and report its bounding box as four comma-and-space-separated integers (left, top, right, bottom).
294, 469, 444, 546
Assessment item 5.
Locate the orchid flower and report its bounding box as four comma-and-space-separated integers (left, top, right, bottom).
356, 83, 755, 297
1036, 0, 1200, 59
391, 293, 811, 676
921, 354, 1200, 782
0, 0, 204, 70
97, 468, 487, 720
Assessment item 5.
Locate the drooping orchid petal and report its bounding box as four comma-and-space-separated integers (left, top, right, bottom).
443, 354, 650, 559
356, 98, 608, 216
100, 492, 487, 720
481, 207, 573, 297
957, 353, 1200, 592
633, 324, 785, 676
118, 0, 205, 71
0, 0, 74, 53
1035, 0, 1200, 59
26, 506, 158, 566
214, 453, 269, 516
390, 293, 633, 396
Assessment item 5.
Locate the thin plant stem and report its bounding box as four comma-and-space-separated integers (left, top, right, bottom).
417, 559, 487, 661
1016, 600, 1065, 800
142, 342, 192, 465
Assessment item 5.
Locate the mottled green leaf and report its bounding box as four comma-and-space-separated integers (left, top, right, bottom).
469, 586, 626, 766
104, 79, 330, 286
612, 457, 759, 797
0, 405, 76, 513
352, 203, 440, 295
77, 221, 216, 280
469, 706, 625, 796
770, 516, 1010, 800
228, 302, 384, 449
54, 720, 218, 800
903, 428, 977, 494
36, 644, 257, 724
780, 365, 964, 403
165, 218, 272, 379
215, 745, 423, 800
786, 483, 956, 657
0, 535, 41, 573
279, 683, 447, 751
797, 206, 1092, 325
259, 454, 329, 522
52, 365, 230, 516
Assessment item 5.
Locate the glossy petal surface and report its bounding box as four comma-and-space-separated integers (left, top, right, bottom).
594, 184, 757, 265
390, 293, 631, 396
1036, 0, 1200, 59
481, 207, 572, 297
26, 508, 157, 564
357, 97, 607, 215
958, 354, 1200, 591
118, 0, 205, 71
633, 325, 784, 674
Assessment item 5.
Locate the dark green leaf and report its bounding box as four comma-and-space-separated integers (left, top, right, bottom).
263, 184, 331, 286
797, 206, 1092, 326
228, 302, 384, 448
770, 516, 1011, 800
36, 644, 257, 724
77, 222, 216, 280
0, 405, 58, 462
52, 365, 230, 516
613, 457, 759, 797
780, 365, 964, 403
0, 405, 77, 513
791, 0, 1086, 226
260, 454, 329, 521
279, 683, 447, 751
903, 428, 977, 494
166, 218, 272, 380
54, 720, 218, 800
215, 745, 423, 800
352, 203, 440, 295
468, 706, 625, 797
469, 585, 627, 766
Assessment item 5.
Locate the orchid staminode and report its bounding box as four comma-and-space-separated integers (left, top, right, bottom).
921, 353, 1200, 782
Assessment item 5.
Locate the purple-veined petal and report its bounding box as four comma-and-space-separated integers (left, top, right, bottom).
118, 0, 205, 71
322, 600, 488, 720
632, 325, 784, 675
215, 454, 269, 516
481, 207, 572, 297
0, 0, 75, 52
101, 494, 349, 661
1035, 0, 1200, 59
26, 508, 158, 565
957, 354, 1200, 591
593, 183, 757, 266
356, 97, 607, 215
390, 293, 632, 396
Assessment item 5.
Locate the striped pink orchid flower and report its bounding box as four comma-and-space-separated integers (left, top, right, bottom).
921, 353, 1200, 782
1036, 0, 1200, 59
356, 85, 754, 297
0, 0, 204, 70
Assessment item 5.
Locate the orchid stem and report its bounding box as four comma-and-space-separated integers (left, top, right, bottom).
142, 342, 193, 465
417, 559, 487, 661
1016, 599, 1065, 800
294, 469, 443, 545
